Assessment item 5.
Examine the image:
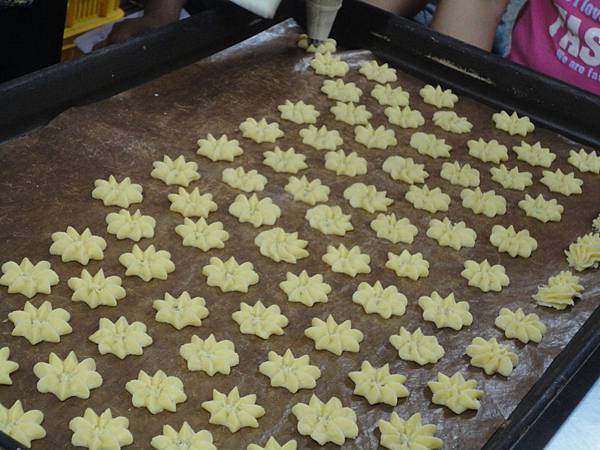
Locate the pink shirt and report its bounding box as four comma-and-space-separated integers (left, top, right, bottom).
510, 0, 600, 95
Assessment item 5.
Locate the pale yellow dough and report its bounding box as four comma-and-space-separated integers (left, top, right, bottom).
359, 61, 397, 83
568, 148, 600, 174
305, 204, 353, 236
355, 124, 397, 149
378, 412, 443, 450
349, 361, 408, 406
106, 209, 155, 241
410, 132, 452, 158
229, 193, 281, 227
305, 315, 364, 355
419, 84, 458, 108
222, 167, 267, 192
370, 213, 418, 244
533, 270, 584, 309
386, 250, 429, 280
467, 138, 508, 163
34, 351, 102, 401
248, 437, 297, 450
461, 187, 507, 218
297, 33, 336, 53
565, 233, 600, 272
352, 281, 407, 318
180, 334, 239, 375
371, 83, 409, 107
440, 161, 480, 187
126, 370, 186, 414
151, 423, 216, 450
259, 349, 321, 393
433, 111, 473, 134
175, 218, 229, 251
153, 291, 209, 329
0, 400, 45, 447
0, 257, 59, 298
292, 394, 358, 446
285, 175, 330, 205
279, 270, 331, 306
495, 308, 546, 344
383, 156, 428, 184
263, 146, 307, 174
202, 256, 259, 293
418, 292, 472, 330
50, 226, 106, 265
322, 244, 371, 277
344, 182, 393, 213
197, 133, 243, 162
518, 194, 563, 223
151, 155, 200, 187
92, 175, 143, 208
278, 100, 320, 124
89, 316, 152, 359
239, 118, 284, 143
330, 101, 372, 125
594, 214, 600, 232
427, 218, 476, 251
490, 225, 538, 258
168, 187, 217, 218
461, 259, 509, 292
389, 327, 444, 365
299, 125, 343, 150
512, 141, 556, 167
541, 168, 583, 196
232, 300, 288, 339
9, 300, 71, 344
325, 150, 367, 176
405, 184, 451, 213
310, 52, 349, 77
202, 387, 265, 432
70, 408, 132, 450
428, 372, 483, 414
321, 79, 362, 102
492, 110, 535, 136
490, 164, 533, 191
255, 227, 309, 263
0, 347, 19, 385
466, 337, 518, 377
119, 244, 175, 282
384, 105, 424, 128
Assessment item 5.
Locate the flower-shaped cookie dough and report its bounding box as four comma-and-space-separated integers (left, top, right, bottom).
119, 244, 175, 282
352, 281, 407, 319
322, 244, 371, 277
202, 256, 259, 293
202, 387, 265, 432
461, 187, 507, 218
490, 164, 533, 191
389, 327, 444, 365
232, 301, 288, 339
324, 150, 367, 176
0, 400, 46, 447
371, 213, 418, 244
298, 33, 336, 52
466, 337, 518, 377
495, 308, 546, 344
492, 110, 535, 136
384, 105, 424, 128
378, 412, 442, 450
151, 422, 216, 450
126, 370, 186, 414
168, 187, 218, 218
278, 100, 320, 124
89, 316, 152, 359
427, 218, 476, 251
9, 300, 71, 344
305, 315, 364, 355
259, 349, 321, 393
386, 250, 429, 280
292, 395, 358, 446
518, 194, 564, 223
428, 372, 483, 414
0, 347, 18, 385
462, 259, 509, 292
410, 132, 452, 158
594, 214, 600, 232
175, 218, 229, 251
321, 79, 362, 102
106, 209, 156, 242
440, 161, 480, 187
330, 101, 372, 125
239, 118, 284, 143
405, 185, 451, 213
68, 268, 125, 309
222, 167, 267, 193
541, 168, 583, 196
310, 52, 349, 77
433, 111, 472, 134
371, 83, 409, 107
151, 155, 200, 187
248, 437, 298, 450
299, 125, 343, 151
34, 351, 102, 401
0, 258, 59, 298
344, 182, 393, 213
565, 233, 600, 272
418, 292, 473, 331
533, 270, 584, 309
197, 133, 243, 162
305, 204, 353, 236
360, 60, 397, 82
255, 228, 309, 263
419, 84, 458, 108
229, 194, 281, 228
568, 148, 600, 174
512, 141, 556, 167
490, 225, 538, 258
383, 156, 429, 184
467, 138, 508, 163
355, 124, 397, 150
70, 408, 133, 450
280, 270, 331, 306
179, 334, 239, 375
50, 226, 106, 265
92, 175, 143, 208
349, 361, 408, 406
263, 147, 307, 174
285, 175, 330, 205
153, 291, 209, 329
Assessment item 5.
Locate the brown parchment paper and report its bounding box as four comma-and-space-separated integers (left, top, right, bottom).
1, 20, 599, 450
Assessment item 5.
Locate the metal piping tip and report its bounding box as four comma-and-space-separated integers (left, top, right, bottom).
309, 38, 323, 46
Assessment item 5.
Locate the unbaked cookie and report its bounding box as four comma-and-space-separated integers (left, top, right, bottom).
352, 281, 407, 318
440, 161, 480, 187
330, 101, 372, 125
460, 187, 506, 218
278, 100, 320, 124
370, 213, 418, 244
565, 233, 600, 272
384, 105, 424, 128
533, 270, 584, 309
322, 244, 371, 276
426, 218, 476, 251
466, 337, 518, 377
285, 175, 330, 205
0, 258, 59, 298
433, 111, 472, 134
69, 408, 132, 450
106, 209, 155, 241
259, 349, 321, 393
0, 400, 46, 447
518, 194, 563, 223
299, 125, 343, 150
279, 270, 331, 306
50, 226, 106, 265
202, 256, 259, 293
410, 132, 452, 158
383, 156, 428, 185
0, 347, 18, 385
179, 334, 239, 375
489, 225, 537, 258
371, 83, 409, 107
175, 218, 229, 251
492, 110, 535, 136
461, 259, 509, 292
321, 79, 362, 102
153, 291, 209, 330
229, 193, 281, 227
495, 308, 546, 344
89, 316, 152, 359
222, 167, 268, 192
467, 138, 508, 163
325, 150, 367, 176
310, 52, 349, 77
378, 412, 442, 450
389, 327, 444, 365
92, 175, 143, 208
151, 423, 216, 450
359, 61, 397, 83
304, 315, 364, 355
232, 301, 288, 339
255, 227, 309, 263
119, 244, 175, 281
405, 184, 451, 213
428, 372, 483, 414
168, 187, 217, 218
297, 34, 336, 53
151, 155, 200, 187
343, 182, 393, 213
9, 300, 71, 344
248, 437, 297, 450
263, 147, 307, 174
568, 148, 600, 174
202, 387, 265, 432
305, 205, 353, 236
512, 141, 556, 167
418, 292, 472, 330
419, 84, 458, 108
540, 168, 583, 196
197, 134, 243, 162
348, 361, 408, 406
489, 164, 533, 191
355, 124, 397, 149
239, 118, 284, 143
126, 370, 186, 414
386, 250, 429, 280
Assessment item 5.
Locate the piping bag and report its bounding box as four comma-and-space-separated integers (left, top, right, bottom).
230, 0, 283, 18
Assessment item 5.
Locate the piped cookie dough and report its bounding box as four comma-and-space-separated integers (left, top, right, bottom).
0, 400, 46, 447
533, 270, 584, 309
151, 155, 200, 187
418, 292, 472, 330
0, 258, 59, 298
440, 161, 480, 187
419, 84, 458, 108
255, 227, 309, 263
179, 334, 239, 375
322, 244, 371, 277
89, 317, 152, 359
518, 194, 563, 223
310, 52, 349, 77
248, 437, 297, 450
492, 110, 535, 136
371, 213, 418, 244
433, 111, 473, 134
202, 256, 259, 293
321, 79, 362, 102
305, 315, 364, 355
175, 218, 229, 251
168, 187, 217, 218
297, 33, 336, 53
495, 308, 546, 343
285, 175, 330, 205
490, 164, 533, 191
428, 372, 483, 414
239, 118, 284, 143
305, 204, 353, 236
389, 327, 444, 365
565, 233, 600, 271
153, 291, 209, 329
384, 105, 424, 128
461, 259, 509, 292
352, 281, 407, 319
119, 244, 175, 281
126, 370, 186, 414
371, 83, 409, 107
0, 347, 18, 385
467, 138, 508, 163
512, 141, 556, 167
197, 134, 243, 161
427, 218, 476, 251
202, 387, 265, 432
343, 182, 393, 213
106, 209, 155, 241
50, 226, 106, 265
92, 175, 143, 208
378, 412, 442, 450
386, 250, 429, 280
325, 150, 367, 176
330, 101, 372, 125
568, 148, 600, 174
466, 337, 518, 377
460, 187, 506, 218
355, 124, 397, 149
278, 100, 320, 124
151, 423, 216, 450
68, 268, 125, 309
405, 184, 451, 213
279, 270, 331, 306
348, 361, 408, 406
383, 156, 428, 184
299, 125, 343, 150
541, 168, 583, 196
222, 167, 268, 192
232, 301, 288, 339
229, 193, 281, 227
490, 225, 537, 258
69, 408, 132, 450
9, 300, 71, 344
410, 132, 452, 158
263, 147, 307, 174
359, 61, 397, 83
259, 349, 321, 393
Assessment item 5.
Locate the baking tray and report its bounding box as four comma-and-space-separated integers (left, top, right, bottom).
0, 2, 599, 449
